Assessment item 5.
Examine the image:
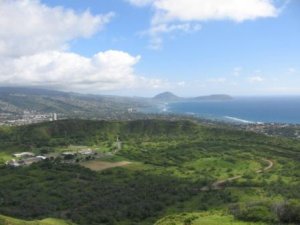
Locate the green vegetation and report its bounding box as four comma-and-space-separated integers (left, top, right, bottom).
155, 212, 266, 225
0, 215, 74, 225
0, 119, 299, 225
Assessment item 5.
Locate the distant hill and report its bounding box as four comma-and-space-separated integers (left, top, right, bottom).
153, 92, 181, 101
193, 94, 233, 101
0, 87, 233, 120
153, 92, 233, 102
0, 86, 69, 97
0, 87, 150, 119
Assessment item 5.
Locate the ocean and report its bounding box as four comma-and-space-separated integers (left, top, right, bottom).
156, 97, 300, 124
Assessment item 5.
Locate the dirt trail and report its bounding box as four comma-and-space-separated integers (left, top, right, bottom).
201, 159, 274, 191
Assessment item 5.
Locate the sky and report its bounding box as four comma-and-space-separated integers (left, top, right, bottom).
0, 0, 299, 97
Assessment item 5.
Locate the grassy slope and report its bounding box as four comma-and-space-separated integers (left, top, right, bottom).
0, 215, 74, 225
155, 213, 266, 225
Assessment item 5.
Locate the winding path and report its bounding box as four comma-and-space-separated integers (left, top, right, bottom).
200, 159, 274, 191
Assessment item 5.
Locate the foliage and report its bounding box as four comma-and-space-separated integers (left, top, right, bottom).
0, 119, 299, 225
0, 214, 74, 225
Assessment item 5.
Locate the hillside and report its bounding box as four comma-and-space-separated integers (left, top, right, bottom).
193, 94, 233, 101
0, 119, 299, 225
153, 92, 233, 102
155, 213, 266, 225
0, 87, 150, 119
153, 92, 181, 101
0, 87, 233, 124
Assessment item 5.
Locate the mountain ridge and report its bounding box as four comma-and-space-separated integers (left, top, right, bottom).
0, 87, 232, 120
153, 91, 233, 102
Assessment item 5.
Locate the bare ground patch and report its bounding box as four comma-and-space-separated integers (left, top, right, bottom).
81, 160, 132, 171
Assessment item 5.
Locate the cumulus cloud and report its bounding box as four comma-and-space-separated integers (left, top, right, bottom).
128, 0, 279, 48
0, 0, 114, 57
0, 0, 164, 92
150, 0, 278, 24
129, 0, 278, 23
0, 50, 164, 91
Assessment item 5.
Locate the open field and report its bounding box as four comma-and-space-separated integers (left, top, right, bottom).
80, 160, 132, 171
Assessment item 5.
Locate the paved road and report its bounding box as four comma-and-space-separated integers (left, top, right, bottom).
201, 159, 274, 191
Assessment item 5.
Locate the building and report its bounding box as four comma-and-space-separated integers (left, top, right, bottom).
6, 155, 46, 167
53, 113, 57, 121
78, 149, 94, 155
36, 156, 47, 160
6, 159, 21, 167
62, 152, 76, 156
21, 157, 43, 166
13, 152, 35, 158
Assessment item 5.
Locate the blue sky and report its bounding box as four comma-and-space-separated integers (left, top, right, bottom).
0, 0, 299, 96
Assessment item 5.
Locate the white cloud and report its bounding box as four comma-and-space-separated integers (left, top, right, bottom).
151, 0, 278, 24
140, 23, 201, 49
0, 0, 164, 92
248, 76, 264, 83
128, 0, 278, 23
128, 0, 279, 48
0, 0, 114, 57
0, 50, 164, 91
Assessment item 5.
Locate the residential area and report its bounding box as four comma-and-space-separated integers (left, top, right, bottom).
5, 139, 122, 168
0, 111, 58, 126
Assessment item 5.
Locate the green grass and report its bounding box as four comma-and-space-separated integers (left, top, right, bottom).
182, 157, 262, 179
154, 212, 266, 225
0, 152, 12, 164
0, 215, 75, 225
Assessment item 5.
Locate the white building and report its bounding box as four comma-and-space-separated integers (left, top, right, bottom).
13, 152, 35, 158
79, 149, 94, 155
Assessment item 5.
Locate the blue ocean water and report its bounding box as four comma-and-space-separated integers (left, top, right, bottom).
164, 97, 300, 124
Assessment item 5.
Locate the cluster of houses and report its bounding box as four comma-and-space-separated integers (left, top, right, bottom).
6, 152, 47, 167
6, 148, 96, 167
62, 148, 95, 157
5, 138, 122, 168
1, 112, 58, 126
